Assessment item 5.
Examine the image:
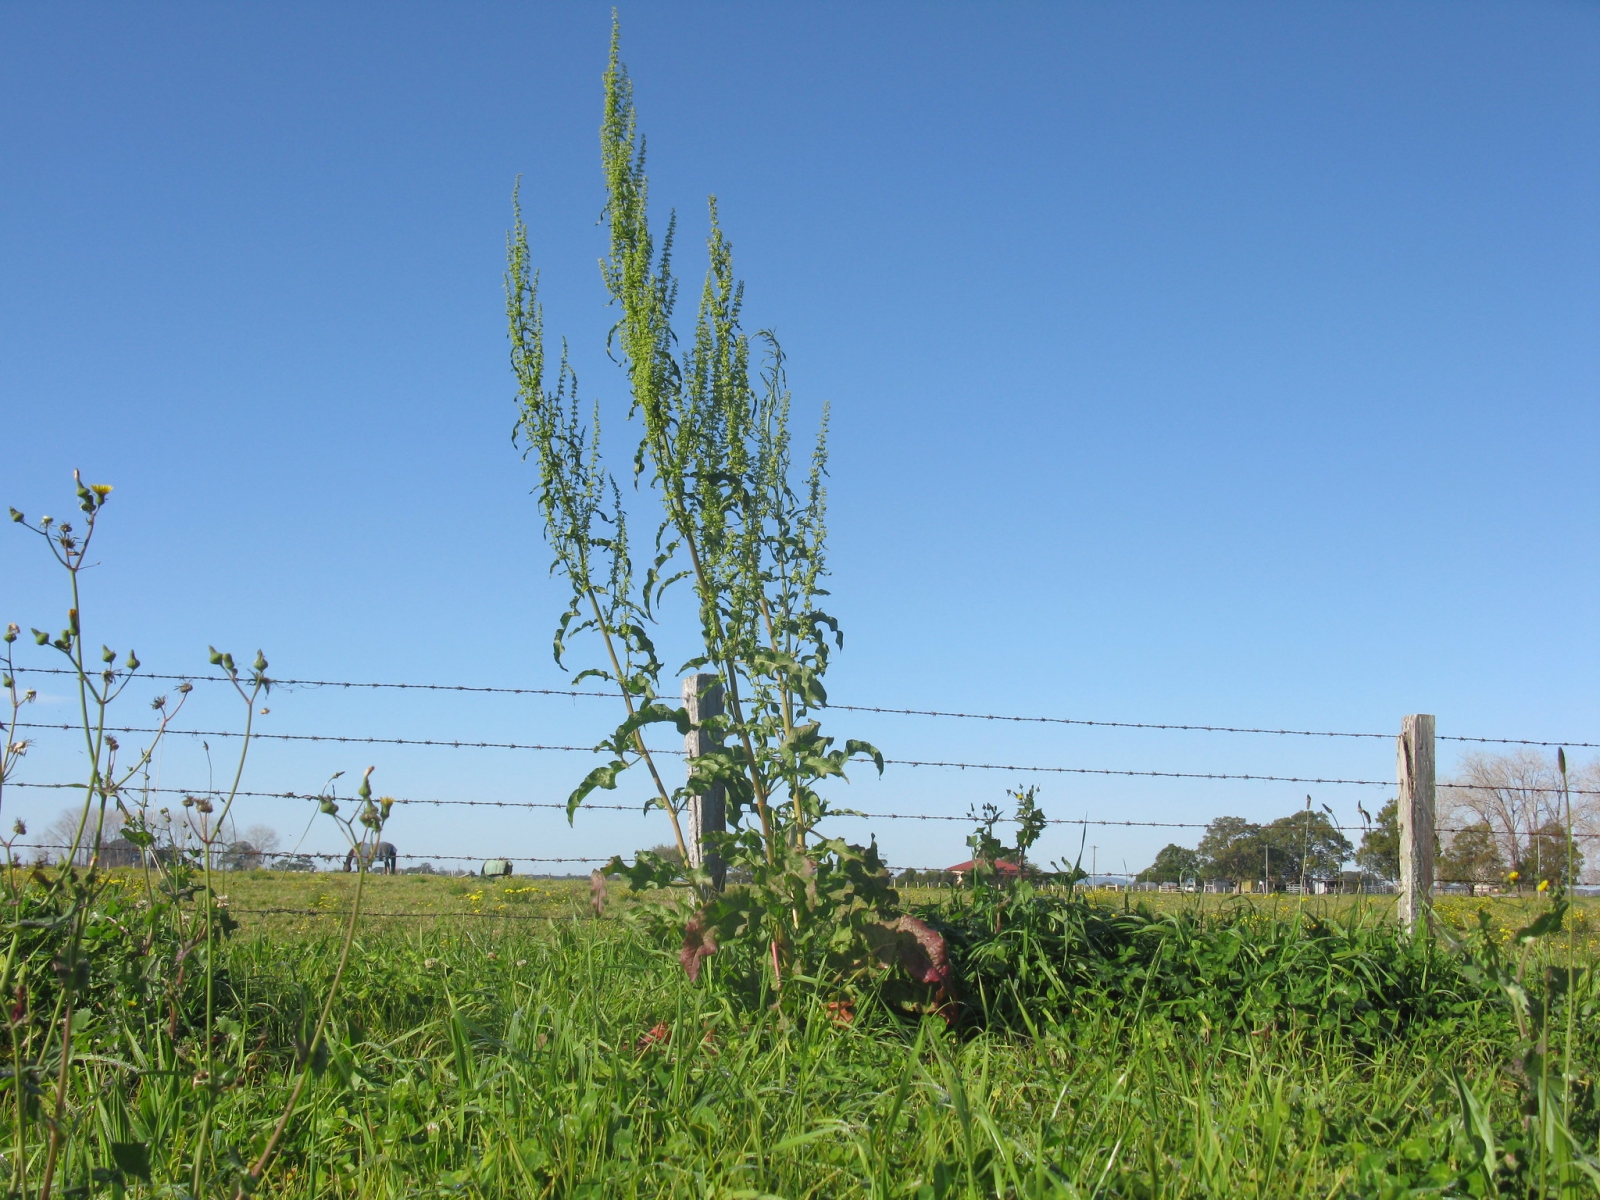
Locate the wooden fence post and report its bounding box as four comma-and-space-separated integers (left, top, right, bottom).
1397, 713, 1436, 933
683, 674, 726, 891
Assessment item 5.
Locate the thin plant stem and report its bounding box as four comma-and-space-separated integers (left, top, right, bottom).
237, 839, 370, 1198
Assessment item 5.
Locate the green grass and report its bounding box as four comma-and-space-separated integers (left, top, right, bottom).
24, 873, 1600, 1197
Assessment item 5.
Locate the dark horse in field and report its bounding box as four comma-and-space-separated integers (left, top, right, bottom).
344, 842, 398, 874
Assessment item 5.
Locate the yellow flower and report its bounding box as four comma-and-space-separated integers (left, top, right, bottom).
1538, 879, 1550, 892
89, 484, 112, 499
1507, 870, 1521, 882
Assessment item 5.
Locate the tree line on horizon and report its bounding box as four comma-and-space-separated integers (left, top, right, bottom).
1138, 748, 1595, 888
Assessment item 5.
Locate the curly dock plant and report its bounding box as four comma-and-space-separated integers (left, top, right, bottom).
508, 22, 944, 1001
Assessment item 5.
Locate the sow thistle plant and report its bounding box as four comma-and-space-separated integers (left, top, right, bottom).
508, 22, 946, 1007
2, 476, 381, 1198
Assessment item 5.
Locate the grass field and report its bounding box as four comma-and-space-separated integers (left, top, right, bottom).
210, 869, 1600, 948
24, 870, 1595, 1197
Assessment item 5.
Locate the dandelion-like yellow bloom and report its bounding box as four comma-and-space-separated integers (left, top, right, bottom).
1538, 879, 1550, 892
89, 484, 112, 499
1507, 870, 1521, 882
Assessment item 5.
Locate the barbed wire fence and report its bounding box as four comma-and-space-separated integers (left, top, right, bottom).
4, 665, 1596, 893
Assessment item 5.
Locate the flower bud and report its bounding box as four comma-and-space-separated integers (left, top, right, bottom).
67, 609, 78, 634
319, 798, 338, 815
101, 645, 115, 664
254, 651, 267, 672
358, 766, 374, 801
7, 509, 21, 523
12, 820, 24, 837
208, 647, 222, 666
4, 624, 16, 643
125, 651, 139, 671
40, 516, 52, 527
32, 629, 47, 646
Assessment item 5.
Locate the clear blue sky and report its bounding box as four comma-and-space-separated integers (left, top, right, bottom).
3, 3, 1596, 875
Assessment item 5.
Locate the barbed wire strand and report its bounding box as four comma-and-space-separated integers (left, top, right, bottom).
10, 782, 1600, 841
9, 666, 1593, 749
11, 722, 1596, 794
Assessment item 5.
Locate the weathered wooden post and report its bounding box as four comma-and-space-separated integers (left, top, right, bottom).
683, 673, 726, 891
1397, 713, 1436, 933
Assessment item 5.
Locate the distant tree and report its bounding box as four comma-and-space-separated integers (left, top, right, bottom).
41, 806, 124, 865
1442, 750, 1600, 883
1356, 799, 1400, 882
1520, 819, 1584, 888
1196, 810, 1351, 886
1260, 811, 1351, 884
1196, 816, 1263, 883
1438, 822, 1506, 884
220, 841, 263, 871
243, 824, 281, 862
1137, 843, 1201, 884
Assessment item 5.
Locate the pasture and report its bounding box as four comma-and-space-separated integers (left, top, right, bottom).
23, 868, 1600, 1197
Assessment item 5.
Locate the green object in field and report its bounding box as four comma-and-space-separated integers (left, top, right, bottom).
482, 859, 513, 877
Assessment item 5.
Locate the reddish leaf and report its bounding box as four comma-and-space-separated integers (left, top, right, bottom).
866, 915, 959, 1022
884, 915, 951, 986
680, 911, 718, 982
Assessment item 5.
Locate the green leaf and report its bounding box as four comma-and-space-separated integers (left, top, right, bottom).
568, 760, 629, 821
607, 702, 691, 751
110, 1141, 150, 1182
604, 850, 681, 891
1451, 1070, 1495, 1192
845, 739, 885, 775
1515, 904, 1566, 943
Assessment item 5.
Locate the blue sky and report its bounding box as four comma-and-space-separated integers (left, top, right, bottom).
2, 3, 1596, 876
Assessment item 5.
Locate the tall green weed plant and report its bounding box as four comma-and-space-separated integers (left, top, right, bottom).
507, 22, 941, 1005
